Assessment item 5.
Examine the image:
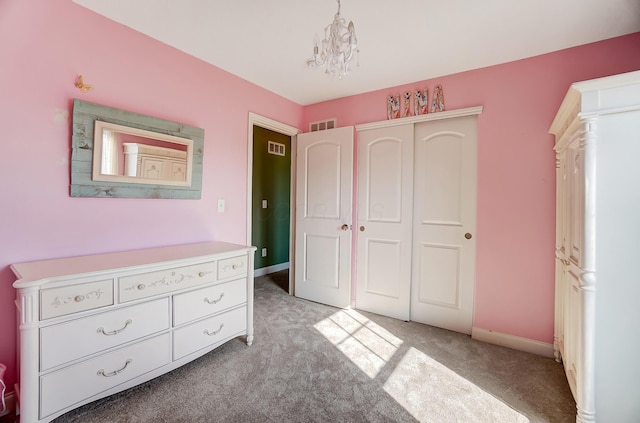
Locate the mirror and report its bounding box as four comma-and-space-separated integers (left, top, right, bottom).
93, 121, 194, 187
71, 99, 204, 199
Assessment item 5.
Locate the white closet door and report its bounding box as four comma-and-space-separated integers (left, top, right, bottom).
411, 116, 477, 334
356, 124, 414, 320
294, 127, 353, 308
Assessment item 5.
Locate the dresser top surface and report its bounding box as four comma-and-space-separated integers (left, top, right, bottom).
12, 241, 255, 287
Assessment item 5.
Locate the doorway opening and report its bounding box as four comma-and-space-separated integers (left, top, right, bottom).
246, 113, 300, 295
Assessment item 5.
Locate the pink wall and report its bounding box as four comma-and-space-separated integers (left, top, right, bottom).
1, 0, 638, 401
0, 1, 303, 391
303, 33, 640, 344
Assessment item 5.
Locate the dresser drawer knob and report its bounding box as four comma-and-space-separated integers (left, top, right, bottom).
137, 284, 146, 290
97, 358, 133, 377
204, 324, 224, 336
199, 271, 205, 277
74, 295, 85, 302
204, 293, 224, 305
97, 319, 133, 336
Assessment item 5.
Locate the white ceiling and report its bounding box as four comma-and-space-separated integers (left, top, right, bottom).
72, 0, 640, 106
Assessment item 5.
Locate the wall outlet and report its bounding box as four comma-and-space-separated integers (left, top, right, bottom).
261, 248, 267, 257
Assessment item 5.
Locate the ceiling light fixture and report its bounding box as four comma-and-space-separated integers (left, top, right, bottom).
306, 0, 359, 79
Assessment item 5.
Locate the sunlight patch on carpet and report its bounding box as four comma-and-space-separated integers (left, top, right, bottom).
383, 347, 529, 422
314, 309, 403, 378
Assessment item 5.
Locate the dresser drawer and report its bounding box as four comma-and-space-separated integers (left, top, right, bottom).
40, 298, 170, 371
217, 255, 248, 280
119, 261, 216, 302
40, 279, 114, 320
40, 333, 171, 419
173, 306, 247, 360
173, 278, 247, 326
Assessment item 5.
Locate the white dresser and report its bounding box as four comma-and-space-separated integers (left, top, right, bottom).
12, 241, 256, 423
549, 70, 640, 422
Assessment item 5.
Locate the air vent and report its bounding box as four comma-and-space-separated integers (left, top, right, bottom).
268, 140, 285, 156
309, 118, 337, 132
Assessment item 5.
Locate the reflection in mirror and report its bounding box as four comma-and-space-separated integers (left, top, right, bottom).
93, 121, 194, 187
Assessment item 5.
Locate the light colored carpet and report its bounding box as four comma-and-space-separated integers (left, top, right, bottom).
52, 271, 575, 422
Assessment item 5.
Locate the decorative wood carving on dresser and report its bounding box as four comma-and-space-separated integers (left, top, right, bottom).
12, 241, 256, 423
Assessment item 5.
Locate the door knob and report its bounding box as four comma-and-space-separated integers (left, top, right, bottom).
360, 226, 365, 232
464, 233, 472, 239
341, 224, 349, 231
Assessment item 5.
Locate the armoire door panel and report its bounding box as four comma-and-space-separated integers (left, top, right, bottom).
558, 154, 569, 256
567, 144, 584, 266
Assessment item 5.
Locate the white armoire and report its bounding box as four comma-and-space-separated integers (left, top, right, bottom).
549, 70, 640, 423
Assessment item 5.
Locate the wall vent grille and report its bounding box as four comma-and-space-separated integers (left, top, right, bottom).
268, 140, 285, 156
309, 119, 337, 132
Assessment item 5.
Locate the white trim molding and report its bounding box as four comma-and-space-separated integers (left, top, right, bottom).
254, 262, 290, 277
0, 389, 17, 417
248, 112, 300, 137
472, 327, 554, 358
355, 106, 483, 131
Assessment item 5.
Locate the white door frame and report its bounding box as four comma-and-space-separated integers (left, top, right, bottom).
246, 112, 301, 295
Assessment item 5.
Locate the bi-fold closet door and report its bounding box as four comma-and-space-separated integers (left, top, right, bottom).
355, 113, 478, 334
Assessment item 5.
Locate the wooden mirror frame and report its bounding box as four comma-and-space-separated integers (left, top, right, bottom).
71, 99, 204, 199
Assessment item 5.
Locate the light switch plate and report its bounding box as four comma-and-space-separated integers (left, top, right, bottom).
217, 199, 225, 212
262, 199, 268, 208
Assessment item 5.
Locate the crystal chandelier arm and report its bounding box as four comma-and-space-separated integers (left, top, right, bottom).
344, 21, 357, 61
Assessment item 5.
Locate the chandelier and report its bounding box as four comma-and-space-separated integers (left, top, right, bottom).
306, 0, 359, 79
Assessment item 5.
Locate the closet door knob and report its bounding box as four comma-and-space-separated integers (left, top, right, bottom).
341, 224, 349, 231
360, 226, 365, 232
464, 233, 472, 239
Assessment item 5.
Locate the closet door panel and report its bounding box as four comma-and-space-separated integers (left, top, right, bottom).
356, 124, 414, 321
414, 243, 461, 307
362, 239, 402, 298
419, 134, 463, 225
411, 116, 477, 334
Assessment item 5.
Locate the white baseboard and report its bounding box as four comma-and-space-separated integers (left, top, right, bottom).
472, 327, 554, 358
255, 262, 290, 277
0, 390, 17, 417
